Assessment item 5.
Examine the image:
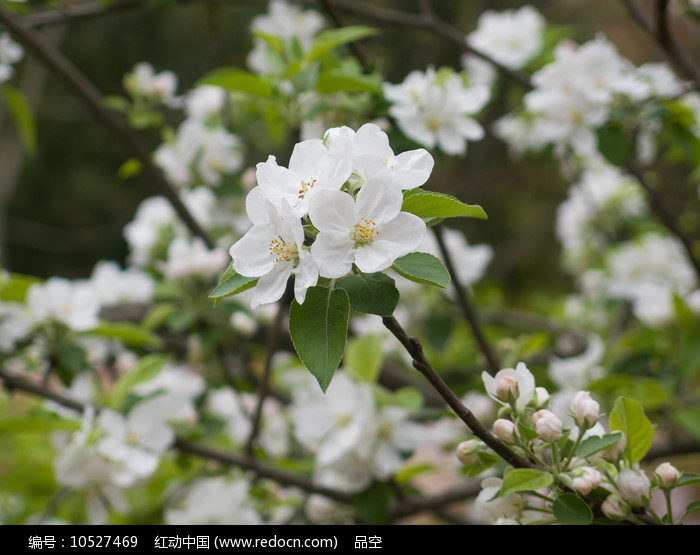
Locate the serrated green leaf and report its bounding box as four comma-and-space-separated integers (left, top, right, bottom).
552, 493, 592, 525
336, 272, 399, 316
307, 25, 379, 62
2, 85, 36, 155
589, 375, 670, 410
345, 334, 384, 383
197, 68, 272, 97
575, 431, 623, 459
392, 252, 450, 288
463, 450, 501, 477
289, 285, 349, 392
499, 468, 553, 497
110, 354, 170, 407
401, 189, 487, 222
609, 397, 654, 463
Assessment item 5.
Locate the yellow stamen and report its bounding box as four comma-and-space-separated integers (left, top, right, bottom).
351, 217, 379, 246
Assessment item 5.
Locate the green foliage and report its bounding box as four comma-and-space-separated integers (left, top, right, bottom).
391, 252, 450, 288
401, 189, 487, 225
306, 26, 379, 63
609, 397, 655, 464
289, 284, 350, 392
2, 85, 36, 155
109, 354, 170, 407
197, 68, 273, 97
344, 334, 384, 383
336, 271, 399, 316
499, 468, 553, 497
552, 493, 592, 525
209, 264, 258, 303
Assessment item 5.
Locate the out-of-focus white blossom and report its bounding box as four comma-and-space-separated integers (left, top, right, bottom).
384, 67, 490, 155
26, 277, 99, 332
165, 476, 262, 525
466, 6, 545, 70
0, 32, 23, 83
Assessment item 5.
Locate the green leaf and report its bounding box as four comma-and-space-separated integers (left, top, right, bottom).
2, 85, 36, 155
392, 252, 450, 288
307, 25, 379, 62
315, 70, 382, 94
401, 189, 487, 224
685, 500, 700, 517
673, 406, 700, 443
209, 266, 258, 301
110, 354, 170, 407
609, 397, 655, 463
289, 285, 350, 392
197, 68, 272, 97
336, 272, 399, 316
678, 472, 700, 487
499, 468, 553, 497
117, 157, 142, 180
53, 343, 89, 387
345, 334, 384, 383
575, 431, 623, 459
463, 450, 501, 478
89, 321, 163, 348
589, 375, 670, 410
552, 493, 593, 525
0, 272, 41, 302
352, 480, 392, 525
0, 416, 81, 434
597, 123, 633, 167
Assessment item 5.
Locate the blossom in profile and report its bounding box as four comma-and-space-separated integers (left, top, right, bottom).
0, 32, 24, 83
229, 190, 318, 308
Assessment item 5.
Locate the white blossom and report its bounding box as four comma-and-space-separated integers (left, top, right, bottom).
309, 175, 426, 278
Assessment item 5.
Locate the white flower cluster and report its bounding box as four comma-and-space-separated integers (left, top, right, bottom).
469, 361, 679, 524
229, 123, 432, 309
124, 62, 180, 108
579, 232, 700, 327
495, 35, 688, 161
383, 67, 490, 155
555, 160, 647, 271
52, 362, 205, 523
122, 187, 229, 280
0, 262, 154, 353
154, 85, 244, 188
288, 370, 426, 493
0, 32, 23, 83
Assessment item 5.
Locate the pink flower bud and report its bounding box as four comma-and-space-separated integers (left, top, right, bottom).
455, 440, 481, 465
616, 468, 651, 507
653, 462, 681, 489
493, 419, 518, 444
570, 466, 602, 495
532, 409, 563, 441
601, 492, 630, 520
496, 375, 518, 402
570, 391, 600, 428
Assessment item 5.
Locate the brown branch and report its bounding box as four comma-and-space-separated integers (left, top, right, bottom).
620, 0, 700, 87
0, 5, 215, 249
381, 315, 534, 470
626, 162, 700, 281
330, 0, 531, 89
432, 225, 500, 375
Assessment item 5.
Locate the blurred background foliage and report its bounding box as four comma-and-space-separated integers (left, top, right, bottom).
0, 0, 690, 304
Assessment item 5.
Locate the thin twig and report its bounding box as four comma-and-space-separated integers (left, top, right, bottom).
381, 315, 534, 469
0, 6, 215, 249
432, 225, 500, 375
626, 162, 700, 280
620, 0, 700, 87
